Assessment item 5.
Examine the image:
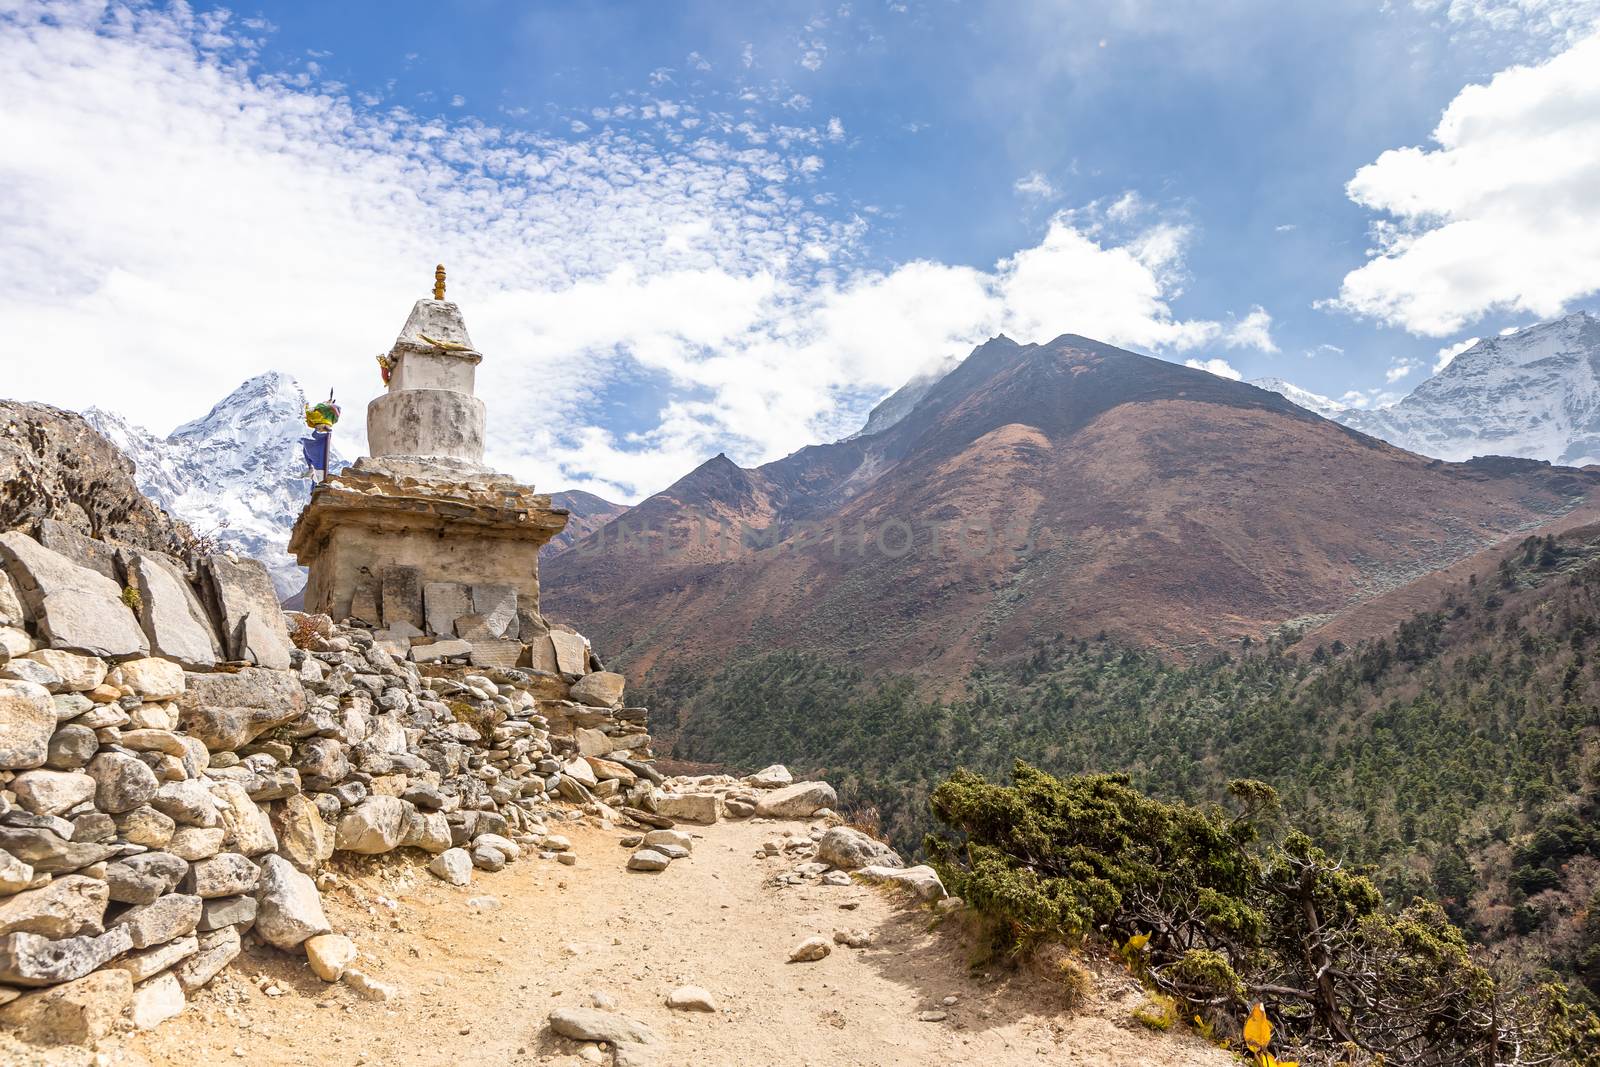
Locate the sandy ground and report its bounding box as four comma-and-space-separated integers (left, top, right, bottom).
14, 817, 1230, 1067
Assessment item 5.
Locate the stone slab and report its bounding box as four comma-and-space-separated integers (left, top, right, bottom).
120, 549, 220, 669
380, 565, 424, 631
423, 581, 471, 637
0, 532, 148, 659
201, 555, 291, 669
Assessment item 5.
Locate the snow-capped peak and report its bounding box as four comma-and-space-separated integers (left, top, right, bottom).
1247, 377, 1346, 419
1339, 310, 1600, 466
1439, 311, 1597, 376
83, 373, 347, 598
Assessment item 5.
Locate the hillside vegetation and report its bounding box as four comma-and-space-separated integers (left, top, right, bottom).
665, 527, 1600, 1008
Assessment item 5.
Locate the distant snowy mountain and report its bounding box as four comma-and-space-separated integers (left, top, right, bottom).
1248, 377, 1346, 419
1338, 312, 1600, 466
84, 373, 346, 597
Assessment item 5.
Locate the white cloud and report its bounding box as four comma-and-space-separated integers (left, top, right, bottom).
1013, 171, 1056, 199
1386, 362, 1417, 383
0, 1, 1268, 503
1222, 305, 1277, 353
1329, 31, 1600, 336
1185, 358, 1242, 380
1274, 223, 1296, 232
1434, 335, 1480, 371
449, 94, 465, 107
1414, 0, 1600, 48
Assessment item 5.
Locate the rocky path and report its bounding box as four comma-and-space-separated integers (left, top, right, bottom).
71, 817, 1230, 1067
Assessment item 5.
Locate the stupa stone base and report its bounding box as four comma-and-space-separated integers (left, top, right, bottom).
288, 458, 567, 626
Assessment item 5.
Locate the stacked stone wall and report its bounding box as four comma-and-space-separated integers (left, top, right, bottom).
0, 526, 652, 1044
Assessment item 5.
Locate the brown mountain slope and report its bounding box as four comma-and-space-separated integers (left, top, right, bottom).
543, 335, 1600, 680
545, 489, 629, 557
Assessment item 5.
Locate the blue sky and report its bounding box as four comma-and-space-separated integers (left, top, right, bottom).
4, 0, 1599, 499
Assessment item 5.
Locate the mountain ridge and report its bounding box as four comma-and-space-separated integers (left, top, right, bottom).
543, 332, 1600, 681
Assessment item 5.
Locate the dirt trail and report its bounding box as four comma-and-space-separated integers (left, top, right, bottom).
86, 818, 1226, 1066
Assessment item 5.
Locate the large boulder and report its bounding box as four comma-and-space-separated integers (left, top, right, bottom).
114, 656, 186, 701
0, 926, 134, 986
0, 967, 134, 1045
335, 795, 407, 854
120, 549, 221, 669
654, 792, 723, 825
0, 400, 185, 553
22, 649, 105, 693
0, 876, 108, 939
569, 671, 626, 708
86, 751, 161, 813
199, 554, 292, 670
176, 667, 305, 751
816, 826, 904, 871
254, 855, 330, 950
753, 780, 838, 819
9, 769, 96, 817
0, 531, 148, 658
0, 679, 57, 769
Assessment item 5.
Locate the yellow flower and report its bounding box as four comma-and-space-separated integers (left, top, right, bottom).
1258, 1055, 1298, 1067
1125, 932, 1150, 952
1244, 1002, 1273, 1052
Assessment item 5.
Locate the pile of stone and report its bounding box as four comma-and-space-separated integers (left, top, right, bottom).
0, 525, 654, 1046
637, 764, 842, 825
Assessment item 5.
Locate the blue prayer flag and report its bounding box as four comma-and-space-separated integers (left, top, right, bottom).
300, 429, 330, 474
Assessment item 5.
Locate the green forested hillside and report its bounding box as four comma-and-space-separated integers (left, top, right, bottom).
663, 531, 1600, 1001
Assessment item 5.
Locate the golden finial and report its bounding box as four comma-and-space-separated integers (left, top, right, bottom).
433, 264, 446, 301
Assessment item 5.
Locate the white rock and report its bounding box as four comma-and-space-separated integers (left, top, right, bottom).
642, 829, 692, 853
116, 657, 186, 701
788, 936, 831, 963
10, 769, 96, 817
0, 679, 55, 770
254, 855, 330, 951
816, 826, 903, 871
427, 848, 472, 886
305, 933, 357, 982
343, 966, 398, 1002
744, 764, 793, 789
129, 971, 185, 1029
665, 985, 717, 1012
627, 849, 671, 872
335, 795, 406, 854
754, 781, 837, 819
23, 649, 106, 693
